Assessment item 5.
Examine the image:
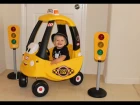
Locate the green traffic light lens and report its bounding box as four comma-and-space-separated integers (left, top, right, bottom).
98, 42, 104, 48
97, 49, 103, 55
11, 39, 16, 44
11, 33, 16, 38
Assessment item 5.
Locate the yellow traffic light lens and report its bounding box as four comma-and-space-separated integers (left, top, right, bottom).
98, 42, 104, 48
11, 39, 16, 44
97, 49, 103, 55
11, 33, 16, 38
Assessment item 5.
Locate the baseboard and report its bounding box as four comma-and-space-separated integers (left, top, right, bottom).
104, 77, 140, 84
83, 71, 103, 75
0, 69, 5, 74
0, 66, 6, 74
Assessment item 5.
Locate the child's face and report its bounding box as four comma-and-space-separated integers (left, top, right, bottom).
53, 35, 66, 49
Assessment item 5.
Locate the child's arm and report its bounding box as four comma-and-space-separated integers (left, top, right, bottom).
51, 55, 66, 64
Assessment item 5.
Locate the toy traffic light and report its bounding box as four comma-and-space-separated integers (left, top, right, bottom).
8, 25, 20, 49
7, 25, 20, 80
94, 32, 109, 62
87, 32, 109, 98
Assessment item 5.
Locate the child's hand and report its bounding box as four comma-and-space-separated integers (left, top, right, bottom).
51, 55, 66, 65
50, 60, 57, 65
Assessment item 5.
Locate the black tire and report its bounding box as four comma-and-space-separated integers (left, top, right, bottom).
32, 80, 49, 97
70, 72, 84, 85
19, 72, 28, 87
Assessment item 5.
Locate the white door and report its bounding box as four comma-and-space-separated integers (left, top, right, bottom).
22, 4, 86, 73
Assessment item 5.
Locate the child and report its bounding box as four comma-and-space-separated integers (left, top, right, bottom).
51, 33, 70, 64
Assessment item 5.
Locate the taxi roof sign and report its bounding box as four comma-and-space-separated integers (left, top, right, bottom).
47, 9, 59, 15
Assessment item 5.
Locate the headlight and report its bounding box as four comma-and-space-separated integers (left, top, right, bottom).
30, 60, 34, 66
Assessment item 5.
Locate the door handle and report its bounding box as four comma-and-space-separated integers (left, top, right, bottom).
75, 4, 80, 10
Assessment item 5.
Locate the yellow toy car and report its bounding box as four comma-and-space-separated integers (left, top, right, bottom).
19, 9, 84, 97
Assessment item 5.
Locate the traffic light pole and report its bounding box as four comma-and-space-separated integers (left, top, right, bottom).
87, 60, 107, 98
7, 48, 20, 80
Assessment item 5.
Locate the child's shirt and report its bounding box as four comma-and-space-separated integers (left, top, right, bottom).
52, 45, 70, 61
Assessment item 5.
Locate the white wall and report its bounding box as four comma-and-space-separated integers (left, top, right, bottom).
85, 4, 108, 74
2, 4, 22, 71
104, 4, 140, 84
2, 4, 140, 84
1, 4, 140, 84
2, 4, 109, 74
0, 5, 6, 73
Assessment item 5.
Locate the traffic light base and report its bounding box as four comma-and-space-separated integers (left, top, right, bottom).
88, 87, 107, 98
7, 72, 20, 80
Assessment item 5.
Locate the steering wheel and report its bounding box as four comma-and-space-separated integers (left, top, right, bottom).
38, 42, 50, 56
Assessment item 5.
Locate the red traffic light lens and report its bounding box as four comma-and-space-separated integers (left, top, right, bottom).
98, 34, 104, 40
11, 27, 16, 32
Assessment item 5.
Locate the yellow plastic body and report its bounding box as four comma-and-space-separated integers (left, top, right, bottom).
20, 44, 83, 81
94, 32, 109, 62
39, 14, 75, 26
8, 25, 20, 49
20, 12, 83, 81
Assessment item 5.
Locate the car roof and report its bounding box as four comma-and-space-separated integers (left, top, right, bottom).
38, 14, 75, 26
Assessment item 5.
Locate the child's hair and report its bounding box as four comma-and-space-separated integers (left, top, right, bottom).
51, 32, 68, 45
